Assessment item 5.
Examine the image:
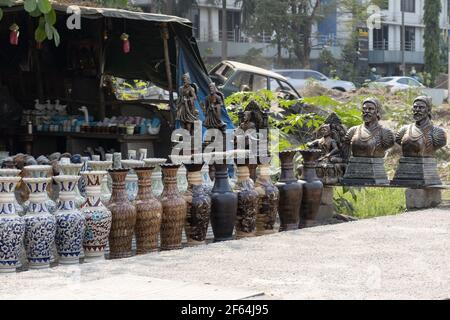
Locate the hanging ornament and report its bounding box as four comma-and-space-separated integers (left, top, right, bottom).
9, 23, 20, 46
120, 33, 130, 54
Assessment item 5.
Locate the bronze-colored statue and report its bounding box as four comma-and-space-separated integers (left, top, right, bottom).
392, 96, 447, 186
203, 82, 227, 132
342, 97, 395, 185
176, 73, 199, 135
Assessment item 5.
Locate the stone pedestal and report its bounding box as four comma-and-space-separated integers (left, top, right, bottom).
405, 188, 442, 210
392, 157, 442, 187
342, 157, 389, 186
316, 186, 334, 221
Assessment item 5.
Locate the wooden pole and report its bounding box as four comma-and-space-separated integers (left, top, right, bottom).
98, 19, 106, 120
161, 22, 175, 127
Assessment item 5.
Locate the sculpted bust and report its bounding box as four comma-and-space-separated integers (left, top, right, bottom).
395, 96, 447, 158
345, 97, 395, 158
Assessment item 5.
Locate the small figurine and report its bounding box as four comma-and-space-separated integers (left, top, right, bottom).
203, 82, 227, 132
176, 73, 199, 135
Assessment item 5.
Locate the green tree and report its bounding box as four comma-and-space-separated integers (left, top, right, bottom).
318, 49, 338, 78
423, 0, 441, 86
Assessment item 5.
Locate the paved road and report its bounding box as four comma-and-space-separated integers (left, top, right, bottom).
2, 207, 450, 300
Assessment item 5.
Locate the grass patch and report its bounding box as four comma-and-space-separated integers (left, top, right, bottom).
334, 187, 407, 219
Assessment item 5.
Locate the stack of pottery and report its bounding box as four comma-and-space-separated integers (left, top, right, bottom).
159, 164, 187, 250
0, 176, 25, 273
80, 171, 112, 261
143, 158, 167, 197
134, 167, 162, 254
53, 175, 85, 264
107, 169, 137, 259
23, 165, 57, 214
276, 151, 304, 231
0, 169, 25, 216
121, 160, 145, 201
59, 162, 85, 208
183, 163, 211, 246
23, 177, 57, 269
254, 161, 279, 235
88, 160, 112, 205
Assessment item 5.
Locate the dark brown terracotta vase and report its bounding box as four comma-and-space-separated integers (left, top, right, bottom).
210, 163, 238, 242
159, 164, 187, 250
107, 169, 137, 259
184, 163, 211, 246
276, 150, 304, 231
134, 167, 163, 254
298, 150, 324, 228
234, 164, 259, 238
255, 163, 279, 235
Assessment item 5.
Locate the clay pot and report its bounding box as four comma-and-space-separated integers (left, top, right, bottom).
143, 158, 167, 197
0, 169, 25, 216
255, 163, 279, 235
134, 167, 162, 254
210, 163, 238, 242
107, 169, 137, 259
234, 164, 259, 239
159, 164, 187, 250
59, 163, 85, 209
89, 161, 112, 205
298, 150, 323, 228
276, 151, 304, 231
121, 160, 145, 201
184, 163, 211, 246
23, 165, 57, 214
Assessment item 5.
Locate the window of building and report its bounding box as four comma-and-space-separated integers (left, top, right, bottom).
401, 0, 415, 13
373, 25, 389, 50
404, 26, 415, 51
219, 10, 242, 42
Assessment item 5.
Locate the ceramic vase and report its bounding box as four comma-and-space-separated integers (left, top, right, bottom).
89, 161, 112, 205
23, 177, 57, 269
0, 176, 25, 273
80, 171, 112, 261
184, 163, 211, 246
107, 169, 137, 259
276, 151, 304, 231
23, 165, 57, 214
201, 163, 214, 194
234, 164, 259, 239
0, 169, 25, 216
53, 175, 85, 264
298, 150, 324, 228
159, 164, 187, 250
143, 158, 167, 197
255, 163, 279, 235
134, 167, 163, 254
210, 163, 238, 242
121, 160, 144, 201
59, 163, 85, 208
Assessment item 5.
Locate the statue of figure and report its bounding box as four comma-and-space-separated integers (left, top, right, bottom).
203, 82, 227, 132
392, 96, 447, 186
176, 73, 199, 135
342, 97, 395, 185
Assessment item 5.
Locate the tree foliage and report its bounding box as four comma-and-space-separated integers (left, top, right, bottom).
423, 0, 442, 86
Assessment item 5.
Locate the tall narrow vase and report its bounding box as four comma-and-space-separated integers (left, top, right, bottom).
134, 167, 162, 254
298, 150, 324, 228
210, 163, 238, 242
159, 164, 187, 250
23, 165, 57, 214
0, 169, 24, 216
184, 163, 211, 246
53, 175, 85, 264
121, 160, 145, 201
23, 177, 57, 269
276, 151, 304, 231
143, 158, 167, 197
80, 171, 112, 261
89, 161, 112, 205
255, 163, 279, 235
0, 176, 25, 273
234, 164, 259, 239
59, 163, 85, 208
107, 169, 137, 259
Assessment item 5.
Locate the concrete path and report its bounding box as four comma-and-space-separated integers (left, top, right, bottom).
1, 208, 450, 300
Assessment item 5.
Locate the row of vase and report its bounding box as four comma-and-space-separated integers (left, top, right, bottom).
0, 149, 323, 273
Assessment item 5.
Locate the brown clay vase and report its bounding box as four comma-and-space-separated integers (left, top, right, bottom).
234, 164, 259, 239
107, 169, 137, 259
255, 163, 279, 235
134, 167, 163, 254
184, 163, 211, 246
159, 164, 187, 250
298, 150, 323, 228
276, 150, 304, 231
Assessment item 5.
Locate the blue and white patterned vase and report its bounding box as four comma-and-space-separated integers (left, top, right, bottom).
88, 161, 112, 205
23, 165, 57, 214
23, 177, 57, 269
120, 160, 144, 201
0, 169, 25, 216
80, 171, 112, 261
59, 163, 85, 209
0, 176, 26, 273
53, 176, 85, 265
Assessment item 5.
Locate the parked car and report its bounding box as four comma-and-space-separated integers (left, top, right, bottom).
273, 69, 356, 92
209, 60, 302, 100
368, 76, 425, 93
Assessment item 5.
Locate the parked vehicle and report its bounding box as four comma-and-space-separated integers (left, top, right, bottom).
368, 76, 425, 93
273, 69, 356, 92
209, 60, 302, 100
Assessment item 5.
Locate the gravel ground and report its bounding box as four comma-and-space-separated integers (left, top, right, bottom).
2, 207, 450, 300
